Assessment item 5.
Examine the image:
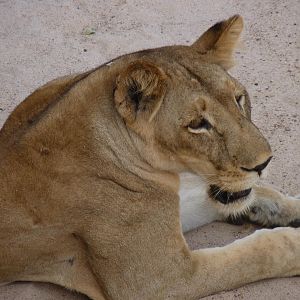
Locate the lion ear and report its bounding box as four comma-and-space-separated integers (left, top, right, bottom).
114, 61, 167, 124
192, 15, 243, 70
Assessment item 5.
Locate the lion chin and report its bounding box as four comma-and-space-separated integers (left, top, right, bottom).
179, 172, 255, 232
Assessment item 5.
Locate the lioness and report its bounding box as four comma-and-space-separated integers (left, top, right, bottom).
0, 15, 299, 300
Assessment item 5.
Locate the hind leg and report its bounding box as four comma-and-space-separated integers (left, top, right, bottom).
0, 231, 105, 300
21, 246, 105, 300
22, 255, 105, 300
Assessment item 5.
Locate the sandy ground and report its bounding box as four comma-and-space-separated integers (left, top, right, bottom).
0, 0, 299, 299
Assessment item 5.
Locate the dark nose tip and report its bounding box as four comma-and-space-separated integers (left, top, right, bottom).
241, 156, 272, 176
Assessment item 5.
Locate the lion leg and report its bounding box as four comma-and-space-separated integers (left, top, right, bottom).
82, 211, 300, 299
0, 232, 105, 300
86, 226, 300, 299
230, 185, 300, 227
188, 227, 300, 299
21, 256, 105, 300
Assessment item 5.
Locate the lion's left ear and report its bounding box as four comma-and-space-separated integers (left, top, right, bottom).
192, 15, 243, 70
114, 60, 167, 124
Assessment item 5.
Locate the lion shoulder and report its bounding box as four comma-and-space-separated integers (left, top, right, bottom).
0, 72, 90, 145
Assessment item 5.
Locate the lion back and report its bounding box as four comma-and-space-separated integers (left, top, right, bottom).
0, 71, 91, 146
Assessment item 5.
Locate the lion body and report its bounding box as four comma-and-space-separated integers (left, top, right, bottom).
0, 16, 299, 300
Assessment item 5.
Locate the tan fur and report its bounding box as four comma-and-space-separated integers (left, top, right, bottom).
0, 16, 299, 300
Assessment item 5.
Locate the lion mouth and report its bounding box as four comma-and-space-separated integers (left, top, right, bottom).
209, 185, 252, 204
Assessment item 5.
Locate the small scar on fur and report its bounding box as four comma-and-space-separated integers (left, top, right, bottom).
39, 146, 50, 155
68, 257, 75, 266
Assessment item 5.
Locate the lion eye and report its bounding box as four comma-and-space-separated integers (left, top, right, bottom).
188, 118, 212, 134
235, 95, 245, 111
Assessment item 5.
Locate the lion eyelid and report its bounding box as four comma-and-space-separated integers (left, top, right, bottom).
187, 118, 213, 134
188, 127, 210, 134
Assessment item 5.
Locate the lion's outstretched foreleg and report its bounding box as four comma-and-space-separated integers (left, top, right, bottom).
188, 227, 300, 299
232, 186, 300, 228
82, 187, 300, 300
85, 220, 300, 300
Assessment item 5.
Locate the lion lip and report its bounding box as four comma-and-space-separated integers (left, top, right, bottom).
209, 185, 252, 204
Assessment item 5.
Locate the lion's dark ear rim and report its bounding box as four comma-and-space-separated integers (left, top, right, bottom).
114, 60, 167, 124
192, 15, 244, 70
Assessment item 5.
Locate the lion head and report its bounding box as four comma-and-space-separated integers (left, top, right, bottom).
113, 15, 272, 213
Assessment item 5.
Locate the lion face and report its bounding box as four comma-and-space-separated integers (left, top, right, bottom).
156, 61, 271, 211
114, 15, 272, 210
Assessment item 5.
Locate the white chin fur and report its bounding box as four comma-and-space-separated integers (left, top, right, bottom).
179, 173, 220, 232
179, 173, 255, 233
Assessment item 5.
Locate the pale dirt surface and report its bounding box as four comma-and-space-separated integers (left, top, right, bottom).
0, 0, 299, 299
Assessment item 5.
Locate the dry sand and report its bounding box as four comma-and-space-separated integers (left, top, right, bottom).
0, 0, 299, 299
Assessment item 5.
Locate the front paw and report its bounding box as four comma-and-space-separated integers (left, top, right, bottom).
248, 192, 300, 228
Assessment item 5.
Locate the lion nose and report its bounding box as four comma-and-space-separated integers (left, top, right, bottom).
241, 156, 272, 176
